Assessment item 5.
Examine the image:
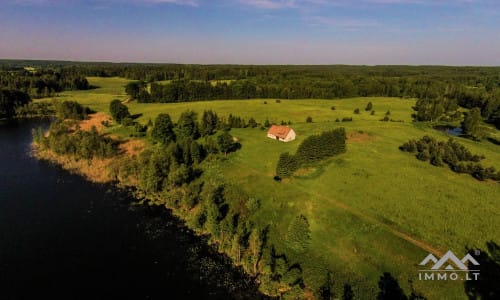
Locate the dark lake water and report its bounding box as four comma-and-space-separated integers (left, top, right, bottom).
0, 119, 262, 299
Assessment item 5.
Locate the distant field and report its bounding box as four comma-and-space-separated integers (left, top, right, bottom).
40, 76, 500, 299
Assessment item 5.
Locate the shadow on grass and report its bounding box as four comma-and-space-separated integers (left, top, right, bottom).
465, 241, 500, 300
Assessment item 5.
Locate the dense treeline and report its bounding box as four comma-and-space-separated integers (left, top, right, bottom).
2, 60, 499, 128
399, 136, 500, 181
276, 128, 347, 178
0, 67, 91, 99
0, 89, 31, 119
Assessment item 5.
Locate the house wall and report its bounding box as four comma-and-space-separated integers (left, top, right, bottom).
283, 130, 296, 142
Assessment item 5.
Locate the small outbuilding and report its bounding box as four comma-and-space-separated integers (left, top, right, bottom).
267, 125, 296, 142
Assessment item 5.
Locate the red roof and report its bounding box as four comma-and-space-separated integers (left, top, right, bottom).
267, 125, 292, 139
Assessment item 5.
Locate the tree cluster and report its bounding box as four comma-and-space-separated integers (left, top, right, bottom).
276, 128, 347, 178
55, 100, 91, 120
399, 136, 500, 181
0, 89, 31, 119
33, 121, 118, 160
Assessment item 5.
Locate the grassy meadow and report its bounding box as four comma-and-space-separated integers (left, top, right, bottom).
42, 77, 500, 299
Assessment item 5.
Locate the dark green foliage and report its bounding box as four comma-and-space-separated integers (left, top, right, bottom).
275, 128, 346, 177
177, 110, 199, 139
400, 136, 499, 181
365, 102, 373, 111
354, 108, 360, 114
276, 152, 298, 178
341, 117, 353, 122
264, 118, 271, 128
200, 110, 218, 136
0, 89, 31, 119
124, 81, 145, 99
228, 114, 245, 128
464, 242, 500, 300
276, 99, 281, 103
318, 271, 335, 300
248, 117, 257, 128
190, 140, 202, 164
139, 148, 171, 193
35, 121, 117, 160
306, 116, 313, 123
461, 107, 482, 136
15, 101, 55, 118
217, 131, 234, 157
330, 106, 336, 110
56, 100, 90, 120
342, 284, 354, 300
371, 110, 375, 115
286, 214, 311, 252
151, 113, 176, 144
295, 128, 346, 166
377, 272, 408, 300
109, 99, 130, 123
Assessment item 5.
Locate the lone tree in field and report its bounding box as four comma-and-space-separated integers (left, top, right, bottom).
462, 107, 482, 136
151, 113, 176, 144
306, 116, 313, 123
354, 108, 360, 114
286, 214, 311, 252
109, 99, 130, 123
365, 102, 373, 111
217, 131, 234, 157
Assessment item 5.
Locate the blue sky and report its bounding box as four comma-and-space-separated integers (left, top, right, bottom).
0, 0, 499, 65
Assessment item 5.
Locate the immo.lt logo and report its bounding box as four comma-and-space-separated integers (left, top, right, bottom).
418, 250, 480, 281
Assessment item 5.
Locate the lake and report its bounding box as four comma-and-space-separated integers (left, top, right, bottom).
0, 119, 263, 299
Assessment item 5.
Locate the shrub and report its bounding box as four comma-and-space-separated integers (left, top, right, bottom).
354, 108, 360, 114
306, 116, 313, 123
109, 99, 130, 123
365, 102, 373, 111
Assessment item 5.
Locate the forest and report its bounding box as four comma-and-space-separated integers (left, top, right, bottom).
1, 60, 499, 128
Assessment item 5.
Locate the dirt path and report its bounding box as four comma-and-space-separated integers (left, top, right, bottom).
237, 160, 444, 257
307, 189, 444, 257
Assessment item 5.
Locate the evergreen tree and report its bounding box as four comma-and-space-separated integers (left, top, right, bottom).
286, 215, 311, 252
276, 152, 298, 178
365, 102, 373, 111
151, 113, 176, 144
217, 131, 234, 157
377, 272, 408, 300
342, 284, 354, 300
200, 110, 218, 136
177, 110, 199, 140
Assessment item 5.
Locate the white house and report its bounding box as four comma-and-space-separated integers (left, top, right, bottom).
267, 125, 296, 142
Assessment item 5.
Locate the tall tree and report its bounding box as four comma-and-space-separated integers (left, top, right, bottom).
462, 107, 482, 136
151, 113, 176, 144
177, 110, 199, 140
217, 132, 234, 157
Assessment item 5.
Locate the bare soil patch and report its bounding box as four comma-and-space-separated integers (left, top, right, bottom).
79, 112, 112, 132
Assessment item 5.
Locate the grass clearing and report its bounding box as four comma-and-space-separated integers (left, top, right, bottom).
37, 77, 500, 299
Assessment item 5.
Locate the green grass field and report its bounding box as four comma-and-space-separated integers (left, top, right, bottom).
43, 77, 500, 299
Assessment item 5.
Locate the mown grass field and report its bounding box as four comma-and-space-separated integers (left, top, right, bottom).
45, 77, 500, 299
